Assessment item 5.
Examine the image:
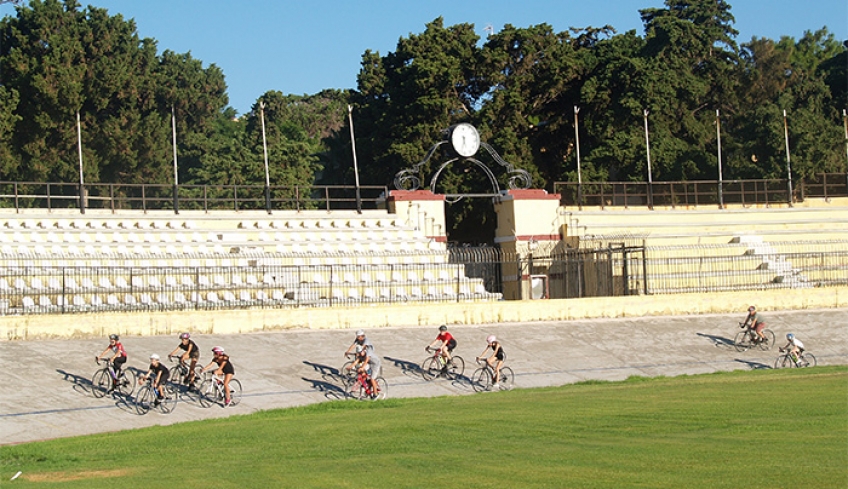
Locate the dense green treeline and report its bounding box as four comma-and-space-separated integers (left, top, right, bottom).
1, 0, 846, 239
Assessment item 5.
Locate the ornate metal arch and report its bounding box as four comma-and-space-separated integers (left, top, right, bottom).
393, 131, 532, 197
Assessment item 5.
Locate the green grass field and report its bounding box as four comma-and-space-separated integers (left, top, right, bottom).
2, 367, 846, 488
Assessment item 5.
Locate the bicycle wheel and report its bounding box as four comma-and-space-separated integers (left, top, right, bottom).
733, 331, 752, 352
774, 354, 792, 369
372, 377, 388, 400
197, 378, 217, 408
421, 357, 441, 381
758, 329, 776, 351
497, 367, 515, 391
116, 369, 136, 396
340, 360, 357, 386
135, 385, 154, 415
158, 383, 178, 413
799, 353, 817, 368
169, 365, 186, 385
447, 356, 465, 379
227, 379, 243, 407
91, 369, 110, 398
471, 368, 490, 393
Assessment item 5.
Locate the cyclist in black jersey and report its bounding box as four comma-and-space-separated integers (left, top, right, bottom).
201, 346, 235, 407
139, 354, 170, 405
168, 332, 200, 387
476, 335, 505, 389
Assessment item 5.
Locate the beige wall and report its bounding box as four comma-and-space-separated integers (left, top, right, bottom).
3, 287, 844, 340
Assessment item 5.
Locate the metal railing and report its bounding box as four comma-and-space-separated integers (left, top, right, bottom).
553, 173, 848, 209
0, 182, 389, 213
1, 240, 846, 315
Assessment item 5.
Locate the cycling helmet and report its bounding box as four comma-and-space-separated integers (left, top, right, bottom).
355, 329, 365, 336
150, 353, 160, 361
786, 333, 794, 340
211, 346, 225, 355
109, 334, 119, 341
439, 325, 448, 332
748, 306, 756, 312
486, 335, 496, 345
179, 332, 190, 339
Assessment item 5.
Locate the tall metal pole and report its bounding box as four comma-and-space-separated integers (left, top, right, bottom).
574, 106, 583, 208
77, 111, 85, 214
716, 109, 724, 209
171, 105, 179, 214
260, 101, 271, 214
348, 104, 362, 214
842, 109, 848, 173
783, 109, 794, 206
643, 109, 654, 210
843, 109, 848, 191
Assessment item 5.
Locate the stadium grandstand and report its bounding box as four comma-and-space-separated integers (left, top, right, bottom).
1, 173, 846, 317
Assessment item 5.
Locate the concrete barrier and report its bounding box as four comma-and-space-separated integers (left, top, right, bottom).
2, 286, 845, 340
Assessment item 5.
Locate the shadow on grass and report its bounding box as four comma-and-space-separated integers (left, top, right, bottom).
696, 332, 736, 350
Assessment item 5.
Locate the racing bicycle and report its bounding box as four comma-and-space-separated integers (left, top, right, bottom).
471, 359, 514, 392
198, 374, 242, 408
734, 322, 775, 352
92, 357, 136, 398
168, 355, 202, 392
421, 346, 464, 381
345, 368, 387, 401
134, 376, 177, 415
774, 348, 817, 369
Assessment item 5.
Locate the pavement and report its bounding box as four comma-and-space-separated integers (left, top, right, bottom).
1, 308, 846, 445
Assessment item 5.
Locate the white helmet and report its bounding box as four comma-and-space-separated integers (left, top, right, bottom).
150, 353, 160, 361
486, 335, 496, 345
355, 329, 365, 336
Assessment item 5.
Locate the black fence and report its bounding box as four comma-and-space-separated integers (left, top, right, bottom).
1, 244, 846, 316
0, 182, 389, 213
554, 173, 848, 209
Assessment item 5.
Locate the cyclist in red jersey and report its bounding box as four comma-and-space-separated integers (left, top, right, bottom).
96, 334, 128, 384
426, 324, 457, 367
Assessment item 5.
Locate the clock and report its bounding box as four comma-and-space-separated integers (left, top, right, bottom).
449, 123, 480, 157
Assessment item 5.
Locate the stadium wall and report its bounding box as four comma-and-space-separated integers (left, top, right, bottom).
1, 286, 845, 340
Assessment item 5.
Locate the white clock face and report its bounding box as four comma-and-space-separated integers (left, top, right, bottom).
451, 123, 480, 157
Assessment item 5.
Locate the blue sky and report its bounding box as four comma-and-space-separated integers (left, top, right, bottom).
2, 0, 845, 115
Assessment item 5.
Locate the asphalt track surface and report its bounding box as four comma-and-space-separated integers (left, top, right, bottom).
2, 308, 846, 445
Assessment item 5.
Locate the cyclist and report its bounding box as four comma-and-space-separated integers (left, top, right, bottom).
96, 334, 128, 389
200, 346, 235, 407
476, 335, 505, 390
741, 305, 768, 344
139, 353, 170, 406
168, 332, 200, 388
344, 329, 380, 376
354, 344, 381, 399
426, 324, 457, 369
780, 333, 806, 365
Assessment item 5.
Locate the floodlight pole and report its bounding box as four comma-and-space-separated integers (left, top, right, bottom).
348, 104, 362, 214
574, 106, 583, 209
171, 105, 179, 214
643, 109, 654, 210
77, 111, 85, 214
260, 101, 271, 214
783, 109, 794, 207
716, 109, 724, 209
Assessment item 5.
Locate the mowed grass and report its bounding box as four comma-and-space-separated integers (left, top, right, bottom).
2, 367, 846, 489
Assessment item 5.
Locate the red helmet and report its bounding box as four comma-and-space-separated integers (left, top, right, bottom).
211, 346, 224, 355
180, 332, 190, 339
